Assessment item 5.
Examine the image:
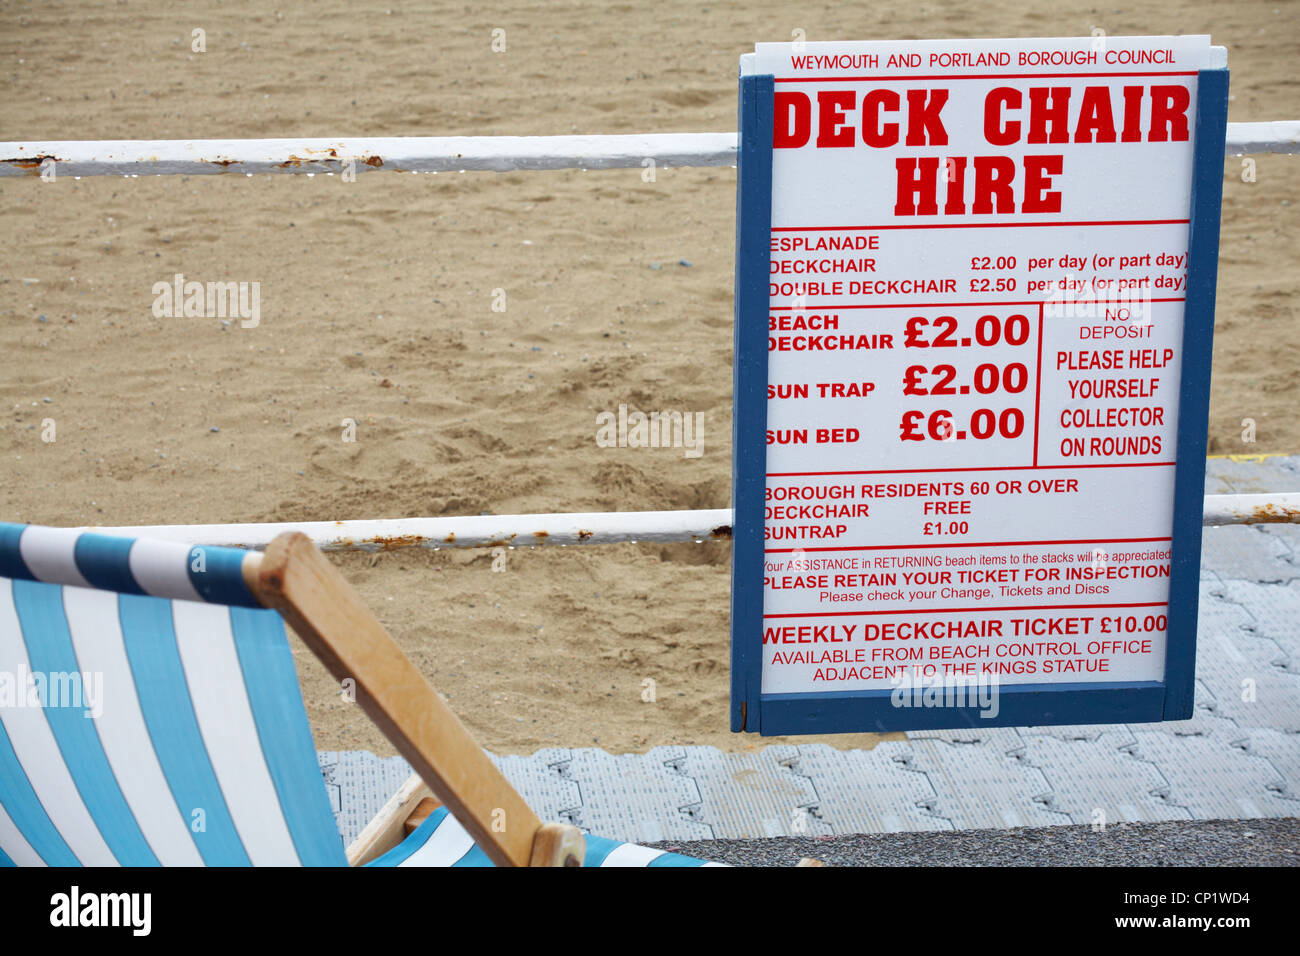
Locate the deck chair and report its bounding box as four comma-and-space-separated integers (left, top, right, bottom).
0, 522, 718, 867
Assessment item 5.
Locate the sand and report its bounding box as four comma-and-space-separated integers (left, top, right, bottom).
1, 0, 1296, 755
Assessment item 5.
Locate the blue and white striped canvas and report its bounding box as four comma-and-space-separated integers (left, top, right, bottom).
0, 523, 716, 867
0, 523, 345, 866
370, 806, 720, 867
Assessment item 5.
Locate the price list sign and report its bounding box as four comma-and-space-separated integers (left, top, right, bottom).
730, 36, 1228, 734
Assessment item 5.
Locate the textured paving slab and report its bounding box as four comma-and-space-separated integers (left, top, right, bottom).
317, 750, 412, 846
1205, 454, 1300, 495
906, 738, 1065, 830
1235, 728, 1300, 806
1128, 731, 1282, 819
1017, 732, 1187, 824
1195, 624, 1300, 733
1257, 525, 1300, 569
1201, 525, 1295, 583
1019, 723, 1139, 745
1220, 578, 1300, 665
782, 742, 948, 834
668, 746, 823, 839
563, 747, 712, 843
322, 458, 1300, 847
491, 748, 583, 825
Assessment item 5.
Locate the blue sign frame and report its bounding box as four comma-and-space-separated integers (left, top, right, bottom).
729, 67, 1230, 735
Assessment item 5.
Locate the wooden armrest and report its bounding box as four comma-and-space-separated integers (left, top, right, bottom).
346, 773, 433, 866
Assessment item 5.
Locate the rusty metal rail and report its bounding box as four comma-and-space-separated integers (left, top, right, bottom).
76, 493, 1300, 552
2, 122, 1297, 178
1201, 492, 1300, 526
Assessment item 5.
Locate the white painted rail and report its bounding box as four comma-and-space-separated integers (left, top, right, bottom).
2, 122, 1296, 177
1201, 492, 1300, 526
0, 133, 739, 177
1223, 120, 1300, 155
76, 493, 1300, 552
81, 509, 735, 551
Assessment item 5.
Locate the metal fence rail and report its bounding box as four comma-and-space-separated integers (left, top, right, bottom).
2, 121, 1297, 178
75, 493, 1300, 552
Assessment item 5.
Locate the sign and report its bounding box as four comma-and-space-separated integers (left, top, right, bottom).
730, 36, 1228, 734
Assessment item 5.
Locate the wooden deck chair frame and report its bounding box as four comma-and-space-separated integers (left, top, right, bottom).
240, 531, 584, 868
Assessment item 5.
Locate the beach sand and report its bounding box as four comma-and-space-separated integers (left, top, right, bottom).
1, 0, 1295, 755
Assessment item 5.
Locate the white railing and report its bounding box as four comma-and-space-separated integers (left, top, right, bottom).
7, 125, 1298, 549
2, 121, 1296, 178
76, 493, 1300, 552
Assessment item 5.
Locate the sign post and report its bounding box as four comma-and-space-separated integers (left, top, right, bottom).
730, 36, 1229, 735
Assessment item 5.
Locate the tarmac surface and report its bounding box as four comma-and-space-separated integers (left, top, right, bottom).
646, 817, 1299, 867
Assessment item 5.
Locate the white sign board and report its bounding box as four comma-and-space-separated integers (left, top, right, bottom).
730, 36, 1228, 734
